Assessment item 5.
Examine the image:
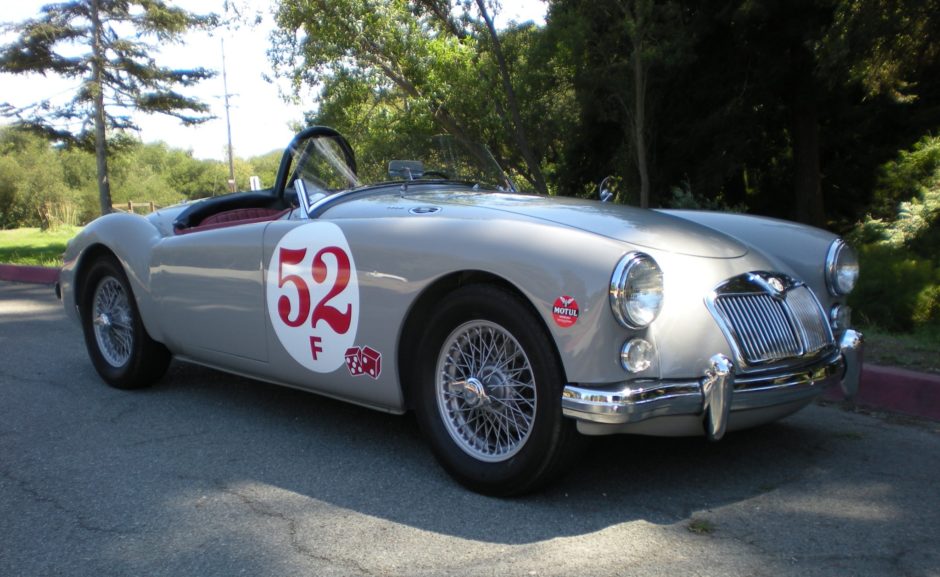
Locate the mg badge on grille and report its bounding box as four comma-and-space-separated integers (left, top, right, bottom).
744, 271, 789, 300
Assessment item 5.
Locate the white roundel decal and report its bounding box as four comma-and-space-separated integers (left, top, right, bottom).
266, 223, 359, 372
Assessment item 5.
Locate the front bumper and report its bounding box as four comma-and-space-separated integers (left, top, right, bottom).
561, 329, 864, 440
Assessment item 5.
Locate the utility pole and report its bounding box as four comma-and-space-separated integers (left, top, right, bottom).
222, 38, 236, 192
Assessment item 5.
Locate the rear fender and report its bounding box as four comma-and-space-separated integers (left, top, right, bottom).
66, 213, 166, 342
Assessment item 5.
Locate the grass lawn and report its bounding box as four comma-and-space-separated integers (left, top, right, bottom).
0, 227, 80, 267
863, 329, 940, 374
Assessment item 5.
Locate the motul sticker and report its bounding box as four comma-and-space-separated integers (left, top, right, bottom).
345, 346, 382, 379
552, 296, 579, 328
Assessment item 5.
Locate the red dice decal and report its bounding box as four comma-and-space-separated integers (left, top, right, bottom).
360, 347, 381, 379
344, 346, 382, 379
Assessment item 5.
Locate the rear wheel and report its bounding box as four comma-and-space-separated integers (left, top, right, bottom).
414, 284, 580, 496
80, 256, 170, 389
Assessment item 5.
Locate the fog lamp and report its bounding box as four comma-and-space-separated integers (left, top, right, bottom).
621, 338, 654, 373
830, 304, 852, 332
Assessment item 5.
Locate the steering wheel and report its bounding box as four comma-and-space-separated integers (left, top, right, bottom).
422, 171, 450, 179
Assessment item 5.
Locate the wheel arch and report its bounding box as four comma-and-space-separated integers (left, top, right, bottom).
396, 269, 566, 411
73, 243, 119, 307
67, 213, 166, 343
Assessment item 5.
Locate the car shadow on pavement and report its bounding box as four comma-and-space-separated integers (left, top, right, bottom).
140, 361, 836, 545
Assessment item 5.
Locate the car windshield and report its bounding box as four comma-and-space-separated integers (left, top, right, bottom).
291, 133, 514, 199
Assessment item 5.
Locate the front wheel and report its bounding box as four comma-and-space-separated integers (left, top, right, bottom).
79, 256, 170, 389
414, 285, 581, 496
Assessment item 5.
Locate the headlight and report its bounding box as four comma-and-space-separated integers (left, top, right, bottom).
610, 252, 664, 328
826, 239, 859, 296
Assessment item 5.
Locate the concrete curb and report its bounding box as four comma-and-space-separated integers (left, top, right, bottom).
0, 264, 59, 284
1, 264, 938, 422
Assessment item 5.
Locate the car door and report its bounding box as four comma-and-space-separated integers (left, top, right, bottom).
150, 221, 275, 363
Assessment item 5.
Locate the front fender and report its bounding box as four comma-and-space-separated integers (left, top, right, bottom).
62, 212, 166, 342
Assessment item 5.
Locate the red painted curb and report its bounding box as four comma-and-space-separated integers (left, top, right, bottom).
0, 264, 60, 284
858, 364, 940, 421
825, 363, 940, 421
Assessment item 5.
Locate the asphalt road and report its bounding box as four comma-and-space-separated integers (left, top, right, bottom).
1, 280, 938, 577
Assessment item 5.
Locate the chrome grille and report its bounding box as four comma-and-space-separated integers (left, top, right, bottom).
715, 294, 801, 363
785, 286, 832, 355
709, 273, 835, 367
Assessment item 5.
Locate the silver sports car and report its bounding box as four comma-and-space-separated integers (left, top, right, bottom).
58, 126, 863, 495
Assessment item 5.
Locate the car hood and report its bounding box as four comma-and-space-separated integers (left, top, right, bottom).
407, 190, 748, 258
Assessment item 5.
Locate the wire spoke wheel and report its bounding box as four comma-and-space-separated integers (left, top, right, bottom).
416, 284, 580, 495
435, 320, 537, 462
80, 256, 170, 389
92, 277, 134, 367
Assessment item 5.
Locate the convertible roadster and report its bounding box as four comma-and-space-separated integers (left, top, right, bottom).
58, 126, 863, 495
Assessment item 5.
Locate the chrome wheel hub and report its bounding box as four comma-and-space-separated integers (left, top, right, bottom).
456, 377, 489, 408
436, 320, 537, 462
92, 277, 134, 368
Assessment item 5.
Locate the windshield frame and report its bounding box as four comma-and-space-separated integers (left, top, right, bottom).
276, 126, 517, 215
274, 126, 358, 202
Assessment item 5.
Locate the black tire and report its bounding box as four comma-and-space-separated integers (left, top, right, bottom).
79, 256, 170, 389
414, 284, 581, 496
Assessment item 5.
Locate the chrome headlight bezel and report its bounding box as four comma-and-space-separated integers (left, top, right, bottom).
610, 252, 664, 329
826, 239, 859, 296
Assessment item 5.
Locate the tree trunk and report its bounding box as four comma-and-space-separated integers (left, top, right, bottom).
633, 46, 651, 208
90, 0, 112, 216
474, 0, 548, 195
790, 103, 825, 226
785, 30, 826, 227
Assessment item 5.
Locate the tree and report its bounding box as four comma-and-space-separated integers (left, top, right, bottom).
546, 0, 940, 226
270, 0, 550, 193
546, 0, 689, 205
473, 0, 549, 195
0, 126, 75, 229
0, 0, 217, 216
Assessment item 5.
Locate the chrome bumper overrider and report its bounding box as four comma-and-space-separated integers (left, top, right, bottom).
562, 329, 864, 440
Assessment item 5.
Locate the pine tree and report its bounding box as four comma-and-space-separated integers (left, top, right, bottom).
0, 0, 217, 215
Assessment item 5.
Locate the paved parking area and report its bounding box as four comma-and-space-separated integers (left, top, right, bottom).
2, 280, 938, 577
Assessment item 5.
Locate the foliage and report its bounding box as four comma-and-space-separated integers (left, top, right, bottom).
851, 134, 940, 258
850, 244, 938, 332
270, 0, 558, 193
0, 125, 281, 229
0, 1, 217, 142
0, 128, 75, 229
544, 0, 940, 226
666, 180, 748, 213
0, 0, 218, 214
849, 134, 940, 333
864, 133, 940, 225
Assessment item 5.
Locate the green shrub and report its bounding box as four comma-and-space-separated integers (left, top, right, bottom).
667, 179, 748, 212
849, 133, 940, 335
850, 243, 939, 333
913, 285, 940, 330
871, 134, 940, 220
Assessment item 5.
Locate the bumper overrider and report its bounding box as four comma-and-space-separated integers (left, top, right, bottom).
561, 329, 864, 440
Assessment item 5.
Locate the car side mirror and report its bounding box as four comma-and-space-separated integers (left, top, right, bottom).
599, 176, 614, 202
